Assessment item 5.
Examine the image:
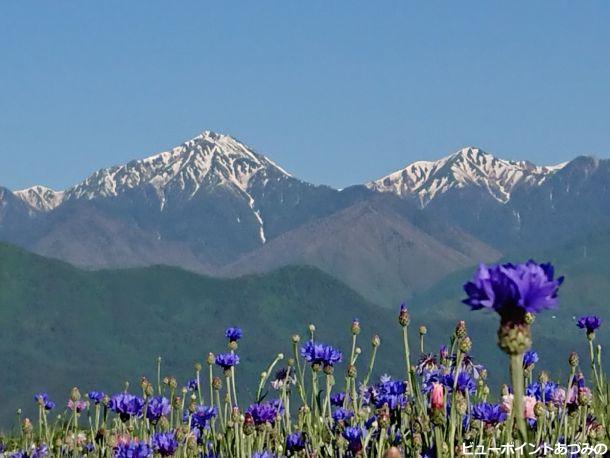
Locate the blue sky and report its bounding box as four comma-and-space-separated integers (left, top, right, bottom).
1, 1, 609, 190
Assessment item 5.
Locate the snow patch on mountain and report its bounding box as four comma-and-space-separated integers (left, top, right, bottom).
367, 147, 567, 207
14, 185, 65, 212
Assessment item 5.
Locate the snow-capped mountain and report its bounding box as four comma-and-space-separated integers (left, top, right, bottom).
65, 131, 290, 206
367, 147, 567, 207
14, 185, 65, 212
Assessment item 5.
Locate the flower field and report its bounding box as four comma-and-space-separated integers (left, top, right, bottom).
3, 261, 610, 457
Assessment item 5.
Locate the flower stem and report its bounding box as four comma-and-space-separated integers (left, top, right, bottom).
510, 353, 528, 443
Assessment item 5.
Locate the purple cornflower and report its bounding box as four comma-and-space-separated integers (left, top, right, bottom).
252, 452, 275, 458
87, 391, 104, 404
190, 405, 217, 429
246, 400, 283, 425
368, 377, 408, 410
186, 379, 198, 391
527, 381, 558, 402
151, 431, 179, 457
332, 407, 354, 423
224, 327, 243, 342
342, 426, 365, 454
463, 261, 563, 319
13, 444, 49, 458
523, 351, 539, 368
444, 371, 476, 395
33, 393, 55, 411
108, 393, 145, 422
286, 432, 306, 453
577, 316, 602, 335
330, 392, 346, 407
472, 403, 507, 425
214, 353, 240, 370
300, 341, 342, 367
146, 396, 170, 423
113, 440, 151, 458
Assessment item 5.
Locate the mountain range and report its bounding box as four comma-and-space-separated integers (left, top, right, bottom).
2, 131, 610, 305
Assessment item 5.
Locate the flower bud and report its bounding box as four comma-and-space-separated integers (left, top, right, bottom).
308, 324, 316, 333
419, 325, 427, 336
569, 352, 579, 368
212, 376, 222, 391
169, 377, 178, 389
459, 336, 472, 353
538, 371, 549, 385
291, 334, 301, 344
497, 323, 531, 355
371, 334, 381, 347
194, 362, 202, 372
206, 353, 215, 365
455, 320, 467, 339
347, 364, 357, 378
524, 312, 535, 325
70, 387, 81, 402
398, 304, 410, 327
228, 341, 238, 351
351, 318, 361, 335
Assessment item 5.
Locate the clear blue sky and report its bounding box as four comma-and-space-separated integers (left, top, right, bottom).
1, 1, 609, 191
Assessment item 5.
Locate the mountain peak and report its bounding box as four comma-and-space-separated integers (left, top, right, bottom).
367, 147, 567, 207
14, 185, 65, 212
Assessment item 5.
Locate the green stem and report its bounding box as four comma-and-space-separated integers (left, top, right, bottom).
510, 353, 528, 443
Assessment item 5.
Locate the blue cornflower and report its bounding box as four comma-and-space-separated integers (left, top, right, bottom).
463, 261, 563, 319
368, 377, 408, 410
523, 350, 539, 368
286, 432, 306, 453
146, 396, 170, 423
444, 371, 476, 395
152, 431, 179, 457
225, 327, 243, 342
577, 315, 602, 335
186, 379, 198, 391
300, 341, 342, 367
526, 381, 558, 402
87, 391, 104, 404
108, 393, 145, 422
215, 353, 240, 370
252, 452, 275, 458
190, 405, 217, 429
246, 400, 283, 425
332, 407, 354, 423
33, 393, 55, 411
422, 368, 447, 393
472, 402, 507, 425
113, 440, 151, 458
330, 392, 346, 407
342, 426, 365, 454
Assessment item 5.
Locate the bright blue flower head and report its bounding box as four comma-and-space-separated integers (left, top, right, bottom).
113, 440, 151, 458
246, 400, 283, 425
186, 379, 198, 391
330, 392, 346, 407
190, 405, 217, 430
252, 452, 275, 458
225, 327, 243, 342
523, 350, 539, 368
215, 353, 240, 370
463, 261, 563, 320
332, 407, 354, 423
368, 376, 408, 409
108, 393, 145, 422
146, 396, 170, 423
300, 341, 342, 367
577, 315, 602, 334
342, 426, 365, 454
444, 371, 476, 395
87, 391, 104, 404
152, 431, 179, 457
33, 393, 55, 411
526, 381, 558, 401
472, 403, 507, 425
286, 432, 306, 453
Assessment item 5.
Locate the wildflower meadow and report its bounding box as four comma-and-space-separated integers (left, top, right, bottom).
3, 260, 610, 457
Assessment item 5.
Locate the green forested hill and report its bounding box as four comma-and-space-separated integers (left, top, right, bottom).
0, 243, 402, 427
